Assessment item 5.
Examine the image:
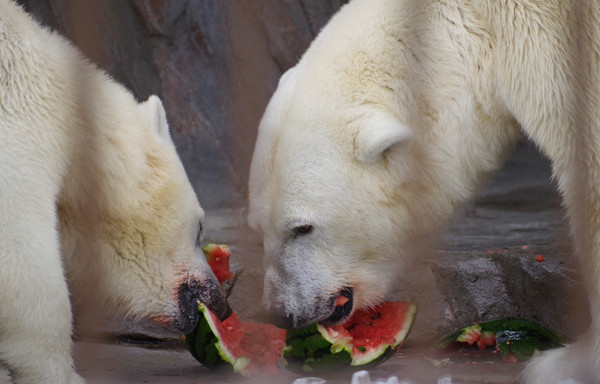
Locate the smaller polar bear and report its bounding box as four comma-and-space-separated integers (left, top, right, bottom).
249, 0, 600, 383
0, 1, 229, 383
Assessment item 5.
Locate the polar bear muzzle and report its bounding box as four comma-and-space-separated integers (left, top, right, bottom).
177, 278, 232, 334
320, 287, 354, 326
266, 286, 354, 329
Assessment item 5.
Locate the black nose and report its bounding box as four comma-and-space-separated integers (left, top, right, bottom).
177, 279, 232, 334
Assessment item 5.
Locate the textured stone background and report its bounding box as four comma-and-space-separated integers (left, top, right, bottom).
17, 0, 348, 210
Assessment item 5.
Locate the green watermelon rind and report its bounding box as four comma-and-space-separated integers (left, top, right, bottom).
202, 243, 216, 253
284, 302, 417, 371
202, 243, 227, 254
455, 323, 482, 344
186, 303, 250, 374
185, 305, 227, 369
199, 303, 238, 365
433, 317, 564, 360
284, 324, 351, 373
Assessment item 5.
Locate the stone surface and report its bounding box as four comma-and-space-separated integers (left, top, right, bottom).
17, 0, 348, 210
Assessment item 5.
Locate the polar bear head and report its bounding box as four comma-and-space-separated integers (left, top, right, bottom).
61, 94, 230, 334
248, 64, 422, 328
247, 0, 502, 329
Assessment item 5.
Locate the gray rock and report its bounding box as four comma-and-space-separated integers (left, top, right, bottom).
18, 0, 347, 210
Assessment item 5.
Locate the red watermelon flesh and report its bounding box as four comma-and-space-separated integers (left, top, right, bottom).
189, 303, 286, 376
220, 312, 286, 375
455, 323, 497, 351
478, 331, 496, 350
202, 243, 234, 284
319, 301, 416, 365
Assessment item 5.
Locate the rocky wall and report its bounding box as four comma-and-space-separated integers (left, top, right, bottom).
18, 0, 348, 210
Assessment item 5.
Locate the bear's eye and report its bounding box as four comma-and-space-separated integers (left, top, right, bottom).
293, 224, 313, 236
196, 221, 204, 245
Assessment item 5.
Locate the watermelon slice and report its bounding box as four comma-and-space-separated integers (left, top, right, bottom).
186, 303, 286, 376
454, 323, 496, 350
284, 301, 417, 372
434, 317, 563, 361
202, 243, 234, 284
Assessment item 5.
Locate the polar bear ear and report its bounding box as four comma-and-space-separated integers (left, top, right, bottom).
140, 95, 171, 141
354, 111, 413, 163
278, 66, 296, 86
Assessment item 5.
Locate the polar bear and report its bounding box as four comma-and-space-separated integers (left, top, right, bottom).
0, 2, 230, 383
249, 0, 600, 382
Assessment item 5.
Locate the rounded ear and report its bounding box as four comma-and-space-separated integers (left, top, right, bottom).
278, 66, 296, 86
139, 95, 171, 141
354, 111, 413, 162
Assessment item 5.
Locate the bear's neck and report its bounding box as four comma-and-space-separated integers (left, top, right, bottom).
308, 0, 523, 234
400, 0, 523, 234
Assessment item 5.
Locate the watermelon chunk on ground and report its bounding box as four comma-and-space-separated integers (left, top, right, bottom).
202, 243, 234, 284
434, 317, 563, 360
186, 303, 286, 376
453, 323, 496, 351
285, 301, 417, 372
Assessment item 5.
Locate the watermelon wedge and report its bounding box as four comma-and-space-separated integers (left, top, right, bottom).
186, 303, 287, 376
284, 301, 416, 372
434, 317, 563, 361
202, 243, 234, 284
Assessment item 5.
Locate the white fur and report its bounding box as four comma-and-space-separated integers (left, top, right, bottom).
249, 0, 600, 382
354, 110, 413, 163
0, 2, 220, 383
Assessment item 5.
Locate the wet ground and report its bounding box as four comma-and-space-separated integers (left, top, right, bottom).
0, 141, 584, 383
69, 342, 524, 384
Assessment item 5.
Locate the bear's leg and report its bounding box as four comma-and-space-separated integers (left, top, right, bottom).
521, 152, 600, 382
521, 220, 600, 384
522, 90, 600, 384
0, 191, 83, 384
522, 331, 596, 384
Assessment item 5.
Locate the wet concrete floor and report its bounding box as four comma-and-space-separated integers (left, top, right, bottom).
71, 341, 523, 384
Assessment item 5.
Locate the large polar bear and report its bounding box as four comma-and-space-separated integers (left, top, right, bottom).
0, 1, 230, 383
249, 0, 600, 382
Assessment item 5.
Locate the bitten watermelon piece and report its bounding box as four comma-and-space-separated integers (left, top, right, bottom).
284, 301, 417, 372
454, 323, 496, 350
202, 243, 234, 284
186, 303, 286, 376
434, 317, 563, 360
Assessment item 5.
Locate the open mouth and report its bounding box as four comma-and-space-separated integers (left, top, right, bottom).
320, 287, 353, 326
